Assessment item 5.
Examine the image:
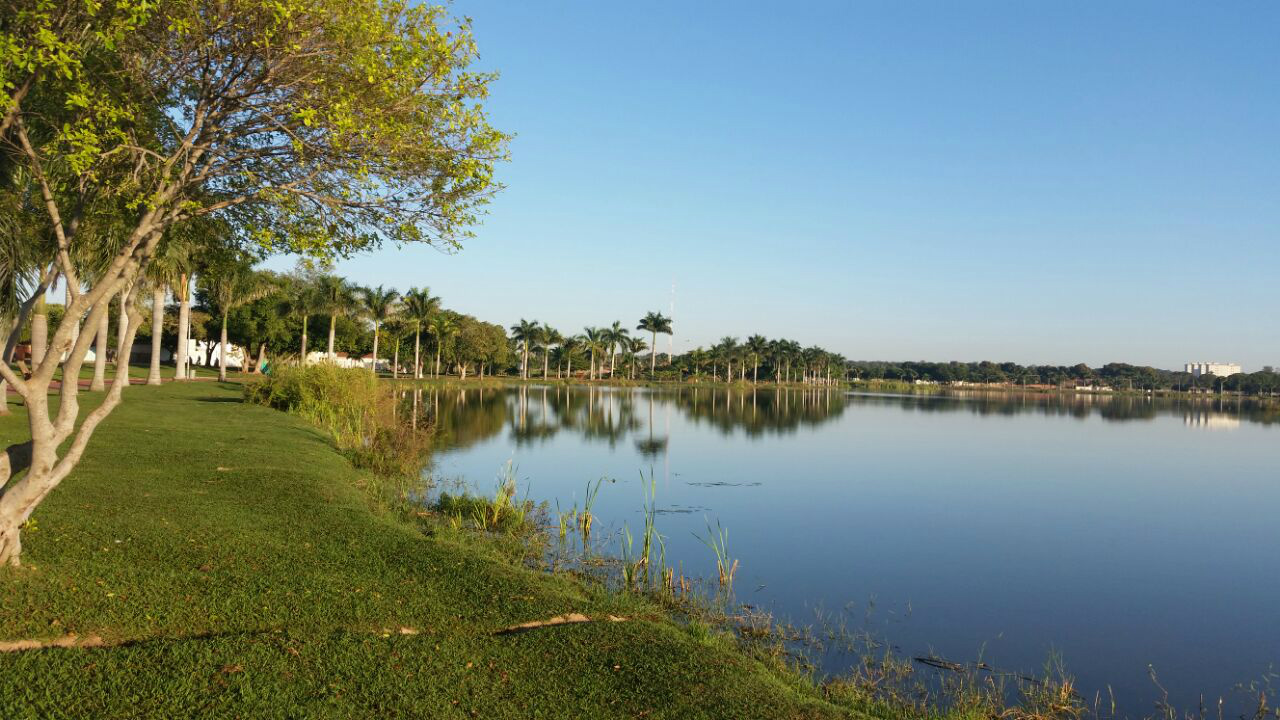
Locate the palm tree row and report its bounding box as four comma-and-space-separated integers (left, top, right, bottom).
681, 337, 849, 386
505, 313, 672, 381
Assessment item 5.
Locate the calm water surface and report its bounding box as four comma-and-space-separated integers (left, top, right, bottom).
422, 385, 1280, 714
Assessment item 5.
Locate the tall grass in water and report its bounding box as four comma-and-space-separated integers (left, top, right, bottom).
432, 461, 534, 534
244, 364, 432, 499
618, 470, 665, 590
696, 518, 739, 595
579, 476, 610, 549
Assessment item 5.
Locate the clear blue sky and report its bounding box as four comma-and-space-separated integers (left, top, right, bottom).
270, 1, 1279, 370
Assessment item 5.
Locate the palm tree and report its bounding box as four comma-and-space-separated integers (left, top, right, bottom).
204, 263, 277, 381
278, 278, 319, 364
636, 311, 673, 375
582, 326, 606, 380
782, 340, 802, 383
509, 318, 538, 379
360, 285, 399, 374
558, 335, 581, 379
715, 337, 739, 383
314, 275, 356, 361
381, 318, 410, 379
141, 236, 194, 385
625, 336, 647, 380
427, 312, 457, 377
605, 320, 629, 378
745, 335, 768, 384
400, 288, 440, 379
541, 324, 562, 379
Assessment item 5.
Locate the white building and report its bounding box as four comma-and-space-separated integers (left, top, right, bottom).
187, 339, 247, 369
1185, 362, 1242, 377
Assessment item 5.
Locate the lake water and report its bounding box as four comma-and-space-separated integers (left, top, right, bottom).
421, 384, 1280, 715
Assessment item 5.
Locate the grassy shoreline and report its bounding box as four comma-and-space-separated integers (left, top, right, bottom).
0, 382, 858, 718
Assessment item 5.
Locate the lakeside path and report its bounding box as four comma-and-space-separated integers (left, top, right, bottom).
0, 382, 854, 719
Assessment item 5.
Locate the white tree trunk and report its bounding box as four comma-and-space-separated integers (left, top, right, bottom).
0, 277, 146, 566
147, 286, 164, 385
371, 322, 380, 374
300, 316, 308, 363
91, 306, 109, 391
218, 316, 229, 382
30, 296, 48, 367
173, 274, 190, 380
413, 331, 421, 379
392, 343, 399, 380
327, 313, 336, 360
116, 282, 131, 366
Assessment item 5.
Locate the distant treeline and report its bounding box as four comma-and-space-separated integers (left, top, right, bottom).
844, 360, 1279, 394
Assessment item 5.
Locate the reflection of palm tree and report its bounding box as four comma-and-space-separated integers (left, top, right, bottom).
636, 311, 673, 375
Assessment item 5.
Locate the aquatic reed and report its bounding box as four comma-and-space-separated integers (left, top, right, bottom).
696, 518, 739, 594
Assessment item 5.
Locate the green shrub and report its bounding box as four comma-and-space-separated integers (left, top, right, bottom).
244, 364, 432, 485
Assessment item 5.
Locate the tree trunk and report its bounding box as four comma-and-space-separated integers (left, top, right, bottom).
522, 345, 529, 379
91, 305, 109, 391
392, 342, 400, 380
327, 313, 336, 360
300, 316, 308, 363
650, 331, 657, 374
218, 315, 229, 382
174, 274, 190, 380
30, 295, 48, 367
754, 359, 759, 384
255, 343, 267, 373
434, 343, 441, 378
116, 283, 131, 366
147, 286, 164, 385
371, 322, 380, 374
543, 350, 549, 379
413, 330, 421, 380
64, 282, 79, 366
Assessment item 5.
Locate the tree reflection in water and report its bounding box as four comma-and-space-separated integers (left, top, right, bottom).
415, 385, 1280, 457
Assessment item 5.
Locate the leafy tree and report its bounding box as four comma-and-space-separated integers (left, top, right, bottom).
0, 0, 507, 564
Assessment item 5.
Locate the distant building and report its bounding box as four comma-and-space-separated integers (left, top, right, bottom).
1184, 362, 1242, 377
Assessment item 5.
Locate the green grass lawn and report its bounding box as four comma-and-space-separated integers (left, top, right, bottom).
0, 383, 857, 719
